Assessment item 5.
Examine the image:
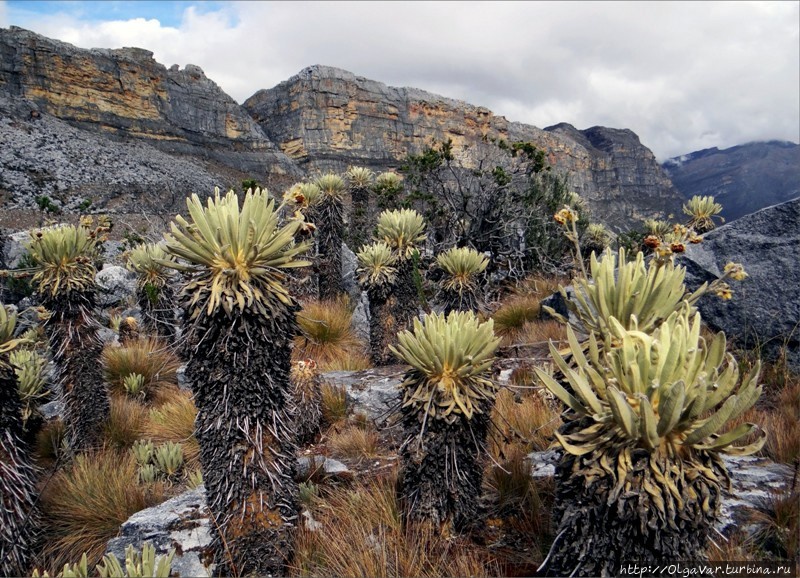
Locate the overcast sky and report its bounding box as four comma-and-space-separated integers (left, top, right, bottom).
2, 0, 798, 160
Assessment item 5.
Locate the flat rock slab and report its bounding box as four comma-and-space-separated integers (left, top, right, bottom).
105, 486, 212, 578
322, 365, 406, 423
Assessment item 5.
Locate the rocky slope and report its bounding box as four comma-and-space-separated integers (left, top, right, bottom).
244, 65, 683, 230
662, 141, 800, 222
1, 27, 684, 230
0, 26, 302, 213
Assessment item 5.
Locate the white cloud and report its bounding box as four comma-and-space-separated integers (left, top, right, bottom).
4, 0, 799, 160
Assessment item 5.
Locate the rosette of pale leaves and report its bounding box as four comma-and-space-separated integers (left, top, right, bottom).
643, 219, 673, 238
356, 242, 398, 288
374, 171, 403, 190
314, 173, 346, 200
390, 311, 500, 421
27, 225, 98, 298
126, 243, 175, 290
160, 188, 310, 320
683, 195, 724, 233
535, 307, 765, 458
436, 246, 488, 295
284, 182, 322, 209
376, 208, 426, 259
548, 248, 707, 338
346, 166, 375, 189
582, 223, 611, 251
0, 305, 24, 366
10, 349, 49, 421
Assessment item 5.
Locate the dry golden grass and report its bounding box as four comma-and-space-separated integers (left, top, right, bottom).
38, 450, 164, 572
103, 395, 149, 450
292, 473, 498, 577
321, 382, 348, 426
483, 445, 555, 558
102, 336, 181, 401
512, 274, 568, 301
328, 424, 380, 460
322, 352, 372, 371
749, 489, 800, 561
294, 297, 370, 371
34, 419, 66, 464
141, 389, 200, 469
491, 296, 541, 346
490, 388, 562, 461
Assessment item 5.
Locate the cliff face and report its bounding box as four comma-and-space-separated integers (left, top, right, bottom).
0, 26, 301, 185
662, 141, 800, 222
244, 65, 682, 229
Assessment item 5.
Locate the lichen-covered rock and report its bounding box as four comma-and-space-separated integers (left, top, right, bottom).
678, 198, 800, 371
322, 365, 406, 423
95, 265, 137, 307
105, 486, 213, 578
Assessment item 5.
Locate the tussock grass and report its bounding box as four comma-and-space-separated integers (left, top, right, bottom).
328, 424, 380, 460
39, 450, 164, 572
141, 389, 199, 469
491, 296, 541, 346
322, 352, 372, 371
35, 419, 66, 463
103, 395, 149, 450
294, 297, 369, 371
512, 274, 567, 301
750, 489, 800, 561
102, 336, 181, 401
490, 388, 561, 460
484, 446, 555, 557
293, 473, 497, 577
321, 382, 348, 426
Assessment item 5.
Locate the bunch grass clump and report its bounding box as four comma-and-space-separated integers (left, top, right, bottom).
294, 297, 368, 370
141, 390, 199, 469
491, 295, 541, 346
39, 450, 163, 571
293, 475, 497, 578
102, 337, 181, 401
103, 396, 148, 449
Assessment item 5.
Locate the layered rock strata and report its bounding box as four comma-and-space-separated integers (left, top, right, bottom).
244, 65, 683, 229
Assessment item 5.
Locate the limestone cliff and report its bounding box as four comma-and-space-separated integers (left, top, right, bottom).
0, 26, 301, 195
244, 65, 682, 229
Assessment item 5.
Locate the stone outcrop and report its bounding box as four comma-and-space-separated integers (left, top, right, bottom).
678, 197, 800, 371
0, 26, 302, 210
244, 65, 683, 229
663, 141, 800, 222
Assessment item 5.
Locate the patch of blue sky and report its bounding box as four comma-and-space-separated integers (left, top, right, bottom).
6, 1, 231, 28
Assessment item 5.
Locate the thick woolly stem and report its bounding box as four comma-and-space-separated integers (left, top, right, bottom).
317, 198, 344, 300
0, 367, 38, 577
397, 398, 490, 533
184, 309, 299, 577
43, 292, 109, 453
137, 283, 177, 343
